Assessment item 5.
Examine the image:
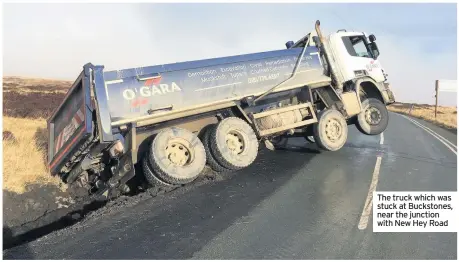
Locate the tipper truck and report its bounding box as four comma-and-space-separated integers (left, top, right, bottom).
47, 21, 395, 199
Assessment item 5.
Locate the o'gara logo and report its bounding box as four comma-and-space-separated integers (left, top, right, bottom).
122, 76, 182, 107
366, 60, 380, 72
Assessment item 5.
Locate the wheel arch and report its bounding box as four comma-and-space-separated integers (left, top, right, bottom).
354, 77, 385, 103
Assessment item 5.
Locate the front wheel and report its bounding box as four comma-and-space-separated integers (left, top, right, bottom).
313, 109, 348, 151
356, 98, 389, 135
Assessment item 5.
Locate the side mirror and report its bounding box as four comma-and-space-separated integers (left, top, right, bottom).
285, 41, 294, 49
368, 42, 380, 59
369, 34, 376, 43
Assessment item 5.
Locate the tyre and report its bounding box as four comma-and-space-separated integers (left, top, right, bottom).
199, 124, 231, 173
356, 98, 389, 135
142, 154, 173, 187
148, 127, 206, 185
313, 109, 348, 151
210, 117, 259, 170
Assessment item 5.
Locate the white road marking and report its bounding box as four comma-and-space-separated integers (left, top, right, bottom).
380, 132, 384, 145
401, 114, 457, 149
358, 156, 382, 230
195, 82, 242, 92
399, 114, 457, 155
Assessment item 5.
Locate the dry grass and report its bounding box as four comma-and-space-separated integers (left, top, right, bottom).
388, 102, 457, 130
3, 117, 66, 194
2, 76, 71, 194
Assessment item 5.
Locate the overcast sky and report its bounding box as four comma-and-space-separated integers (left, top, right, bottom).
3, 3, 457, 105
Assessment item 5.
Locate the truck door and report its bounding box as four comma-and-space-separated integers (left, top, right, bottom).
335, 34, 385, 83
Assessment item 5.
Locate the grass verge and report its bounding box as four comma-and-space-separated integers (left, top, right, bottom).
388, 102, 457, 131
3, 117, 65, 194
3, 76, 71, 194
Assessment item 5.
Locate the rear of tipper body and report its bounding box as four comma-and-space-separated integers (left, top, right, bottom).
47, 20, 395, 199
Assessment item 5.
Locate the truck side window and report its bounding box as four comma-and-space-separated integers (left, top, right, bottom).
342, 36, 372, 58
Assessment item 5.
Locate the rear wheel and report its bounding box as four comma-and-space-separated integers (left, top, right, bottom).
142, 154, 173, 187
210, 117, 259, 170
313, 109, 348, 151
148, 127, 206, 185
356, 98, 389, 135
199, 124, 231, 173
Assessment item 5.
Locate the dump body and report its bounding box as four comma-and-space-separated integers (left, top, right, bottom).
48, 46, 326, 175
103, 46, 324, 126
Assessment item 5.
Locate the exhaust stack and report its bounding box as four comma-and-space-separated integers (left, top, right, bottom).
315, 20, 343, 89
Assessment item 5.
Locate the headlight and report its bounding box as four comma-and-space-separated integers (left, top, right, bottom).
354, 70, 367, 77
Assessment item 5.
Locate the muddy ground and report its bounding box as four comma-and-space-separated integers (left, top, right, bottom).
3, 163, 220, 249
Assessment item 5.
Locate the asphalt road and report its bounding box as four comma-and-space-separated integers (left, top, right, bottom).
3, 112, 457, 259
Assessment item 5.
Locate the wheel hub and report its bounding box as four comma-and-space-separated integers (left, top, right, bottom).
365, 106, 382, 125
165, 138, 192, 166
325, 119, 342, 142
226, 130, 245, 155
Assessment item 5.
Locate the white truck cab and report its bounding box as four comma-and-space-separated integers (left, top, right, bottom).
286, 23, 395, 137
328, 31, 385, 84
287, 29, 387, 86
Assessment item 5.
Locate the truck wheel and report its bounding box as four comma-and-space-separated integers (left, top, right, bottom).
210, 117, 259, 170
142, 154, 173, 187
199, 124, 231, 173
313, 109, 348, 151
356, 98, 389, 135
148, 127, 206, 185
